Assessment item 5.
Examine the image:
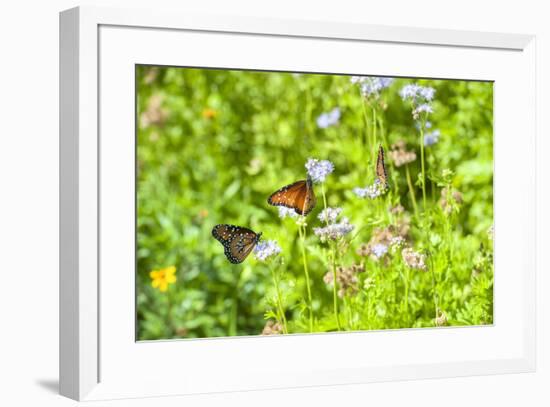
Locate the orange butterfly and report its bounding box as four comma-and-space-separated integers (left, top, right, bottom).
376, 145, 389, 189
267, 176, 317, 216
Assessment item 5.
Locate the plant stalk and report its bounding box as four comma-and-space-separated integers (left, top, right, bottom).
298, 223, 314, 332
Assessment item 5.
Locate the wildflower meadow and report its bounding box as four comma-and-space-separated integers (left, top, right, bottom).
136, 66, 494, 340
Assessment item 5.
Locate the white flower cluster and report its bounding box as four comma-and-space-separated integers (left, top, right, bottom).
353, 179, 385, 199
350, 76, 394, 98
305, 158, 334, 183
253, 240, 282, 261
316, 107, 341, 129
317, 207, 343, 224
313, 217, 354, 242
278, 206, 299, 219
400, 84, 436, 120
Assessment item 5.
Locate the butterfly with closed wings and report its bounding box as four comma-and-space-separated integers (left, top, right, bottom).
376, 145, 389, 190
212, 224, 262, 264
267, 176, 317, 216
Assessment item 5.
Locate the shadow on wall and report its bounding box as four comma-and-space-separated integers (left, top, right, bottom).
36, 379, 58, 394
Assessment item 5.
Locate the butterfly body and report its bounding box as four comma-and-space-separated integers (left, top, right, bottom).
212, 224, 262, 264
376, 145, 389, 189
267, 176, 317, 215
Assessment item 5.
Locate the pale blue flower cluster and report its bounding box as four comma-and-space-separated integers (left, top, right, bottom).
318, 207, 343, 224
253, 240, 282, 261
424, 129, 441, 146
351, 76, 394, 98
413, 103, 434, 115
371, 243, 388, 259
316, 107, 341, 129
305, 158, 334, 183
313, 217, 354, 242
313, 207, 354, 241
278, 206, 299, 219
353, 179, 384, 199
400, 84, 436, 120
400, 84, 436, 102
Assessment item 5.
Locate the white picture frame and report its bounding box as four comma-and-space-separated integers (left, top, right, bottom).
59, 6, 537, 402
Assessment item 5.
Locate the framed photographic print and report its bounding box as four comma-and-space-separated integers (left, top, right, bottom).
60, 6, 537, 401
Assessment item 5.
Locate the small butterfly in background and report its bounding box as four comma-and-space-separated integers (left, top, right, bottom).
212, 224, 262, 264
376, 145, 389, 190
267, 176, 317, 216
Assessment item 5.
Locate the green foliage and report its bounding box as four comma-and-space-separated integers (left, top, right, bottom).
136, 66, 494, 339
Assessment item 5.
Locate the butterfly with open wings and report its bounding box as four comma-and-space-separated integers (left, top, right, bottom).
211, 224, 262, 264
267, 176, 317, 216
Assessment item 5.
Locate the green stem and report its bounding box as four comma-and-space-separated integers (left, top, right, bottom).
166, 290, 175, 337
405, 164, 419, 217
321, 182, 328, 218
372, 106, 378, 162
321, 182, 341, 331
419, 123, 427, 210
404, 265, 410, 326
229, 273, 241, 336
331, 243, 342, 331
360, 94, 372, 172
298, 223, 313, 332
269, 263, 288, 334
366, 288, 372, 329
305, 85, 313, 138
429, 258, 439, 326
377, 114, 388, 151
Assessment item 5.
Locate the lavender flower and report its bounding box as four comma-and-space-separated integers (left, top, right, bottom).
351, 76, 394, 98
278, 206, 298, 219
413, 103, 433, 115
305, 158, 334, 183
318, 207, 342, 224
400, 84, 436, 102
416, 120, 433, 130
316, 107, 341, 129
424, 129, 441, 146
254, 240, 282, 261
353, 179, 384, 199
313, 217, 354, 242
419, 86, 436, 101
401, 83, 436, 120
371, 243, 388, 259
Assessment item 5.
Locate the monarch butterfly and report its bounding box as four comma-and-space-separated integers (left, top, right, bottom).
212, 224, 262, 264
376, 145, 389, 189
267, 176, 317, 216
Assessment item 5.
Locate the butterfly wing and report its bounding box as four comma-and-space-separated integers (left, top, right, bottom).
212, 224, 260, 264
376, 145, 389, 189
212, 224, 237, 244
226, 230, 260, 264
267, 178, 316, 215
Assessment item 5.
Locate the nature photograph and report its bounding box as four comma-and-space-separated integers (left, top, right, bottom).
136, 65, 494, 340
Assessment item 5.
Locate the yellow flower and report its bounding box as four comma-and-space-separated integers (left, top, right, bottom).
201, 108, 218, 119
149, 266, 177, 292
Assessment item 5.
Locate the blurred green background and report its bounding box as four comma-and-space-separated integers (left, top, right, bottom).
136, 65, 493, 340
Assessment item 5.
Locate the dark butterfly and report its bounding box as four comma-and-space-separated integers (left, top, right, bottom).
267, 176, 317, 216
376, 145, 389, 189
212, 224, 262, 264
